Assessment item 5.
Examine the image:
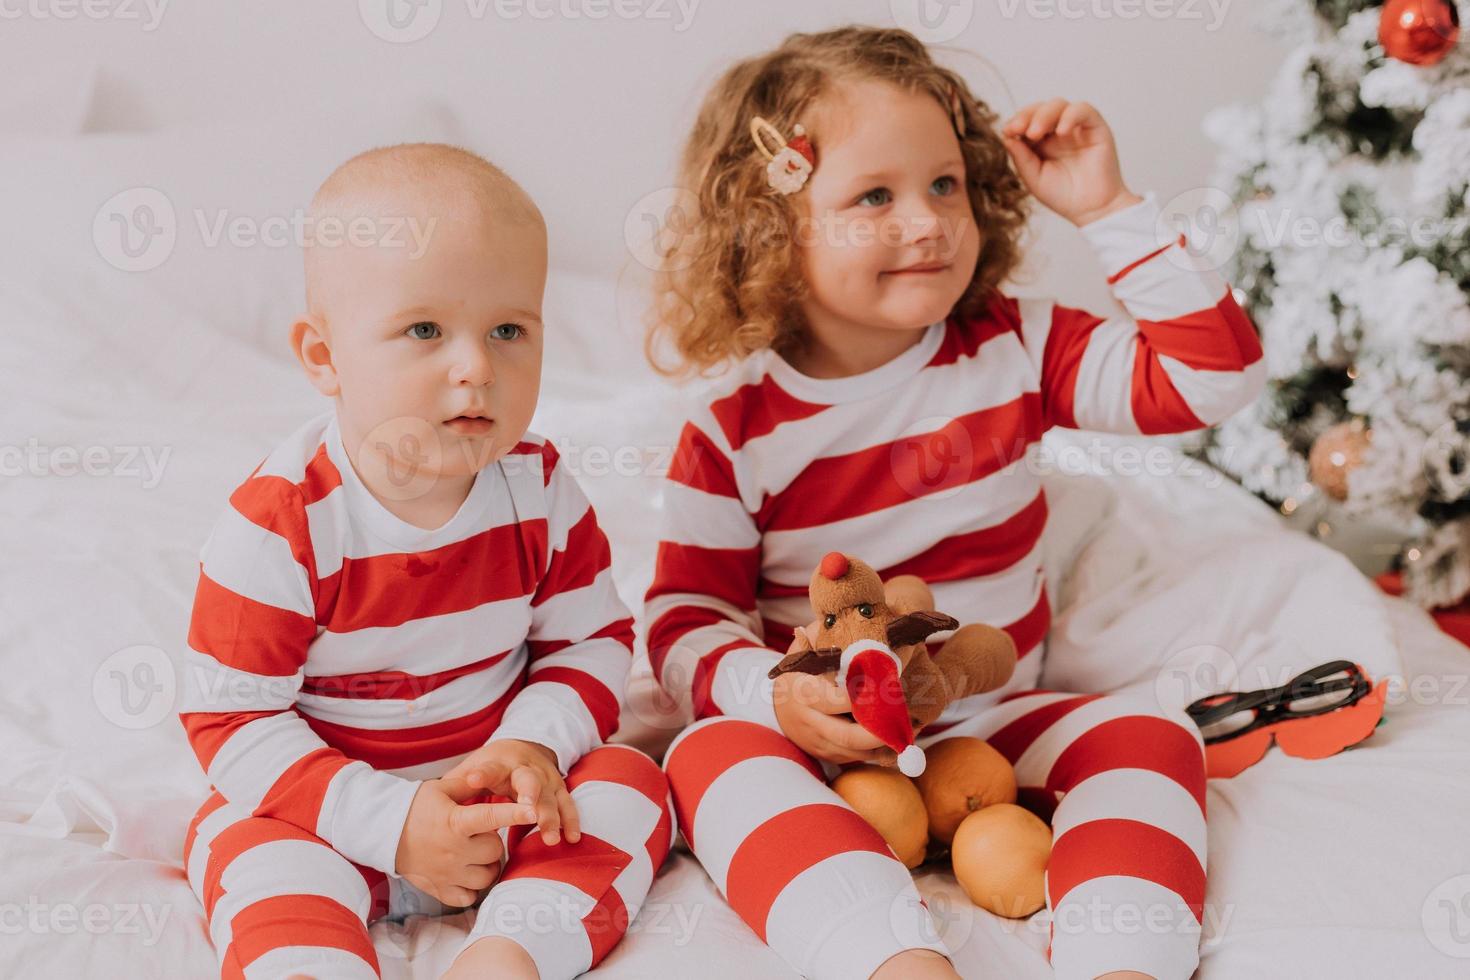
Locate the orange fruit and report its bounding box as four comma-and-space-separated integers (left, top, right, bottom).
912, 737, 1017, 844
951, 803, 1052, 918
831, 764, 929, 869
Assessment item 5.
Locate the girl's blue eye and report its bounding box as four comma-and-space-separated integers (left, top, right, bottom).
858, 188, 892, 207
492, 323, 524, 341
932, 176, 959, 195
406, 321, 440, 340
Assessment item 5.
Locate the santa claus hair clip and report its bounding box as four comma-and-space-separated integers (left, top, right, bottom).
750, 116, 816, 195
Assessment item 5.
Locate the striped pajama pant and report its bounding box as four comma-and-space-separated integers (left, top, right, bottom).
184, 744, 673, 980
664, 690, 1207, 980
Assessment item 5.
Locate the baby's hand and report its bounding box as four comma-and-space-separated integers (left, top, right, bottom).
441, 739, 580, 847
1000, 99, 1143, 227
394, 777, 536, 908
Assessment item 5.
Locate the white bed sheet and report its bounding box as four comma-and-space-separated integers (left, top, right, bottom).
3, 265, 1469, 980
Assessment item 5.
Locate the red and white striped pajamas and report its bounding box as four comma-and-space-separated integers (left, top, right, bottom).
647, 192, 1265, 979
179, 412, 672, 979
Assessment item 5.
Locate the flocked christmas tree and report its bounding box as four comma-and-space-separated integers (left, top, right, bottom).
1179, 0, 1470, 608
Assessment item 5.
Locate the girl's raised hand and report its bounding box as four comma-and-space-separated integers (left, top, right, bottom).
1000, 99, 1143, 227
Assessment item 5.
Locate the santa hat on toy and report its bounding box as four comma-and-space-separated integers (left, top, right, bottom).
837, 638, 926, 777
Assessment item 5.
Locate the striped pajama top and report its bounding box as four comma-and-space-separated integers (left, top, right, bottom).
179, 411, 633, 876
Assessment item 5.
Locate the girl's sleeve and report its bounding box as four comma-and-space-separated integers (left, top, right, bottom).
493, 441, 635, 775
1013, 190, 1267, 435
643, 415, 783, 733
178, 477, 419, 877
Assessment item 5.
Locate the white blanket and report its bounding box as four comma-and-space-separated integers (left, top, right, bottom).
3, 240, 1468, 978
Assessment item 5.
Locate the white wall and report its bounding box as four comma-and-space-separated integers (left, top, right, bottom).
4, 0, 1288, 308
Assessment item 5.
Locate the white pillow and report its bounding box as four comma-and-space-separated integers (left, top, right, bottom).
0, 99, 460, 362
0, 61, 95, 135
1038, 470, 1118, 613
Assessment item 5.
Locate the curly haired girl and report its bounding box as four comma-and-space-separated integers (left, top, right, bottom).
646, 25, 1264, 980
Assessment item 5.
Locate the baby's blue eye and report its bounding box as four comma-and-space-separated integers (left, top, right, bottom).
858, 188, 892, 207
932, 176, 959, 195
492, 323, 524, 341
406, 321, 440, 340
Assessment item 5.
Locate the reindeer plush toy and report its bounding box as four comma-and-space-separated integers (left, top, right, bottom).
769, 552, 1018, 777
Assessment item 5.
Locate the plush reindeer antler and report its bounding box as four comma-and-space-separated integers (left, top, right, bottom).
767, 647, 843, 679
886, 611, 959, 648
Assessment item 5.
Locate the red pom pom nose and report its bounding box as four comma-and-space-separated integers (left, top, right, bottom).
820, 552, 850, 580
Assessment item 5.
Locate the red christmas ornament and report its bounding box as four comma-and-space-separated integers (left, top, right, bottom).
1379, 0, 1460, 67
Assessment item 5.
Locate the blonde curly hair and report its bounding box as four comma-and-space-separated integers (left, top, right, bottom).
647, 26, 1032, 377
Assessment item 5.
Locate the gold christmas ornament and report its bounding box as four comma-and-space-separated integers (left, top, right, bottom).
1309, 420, 1372, 502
